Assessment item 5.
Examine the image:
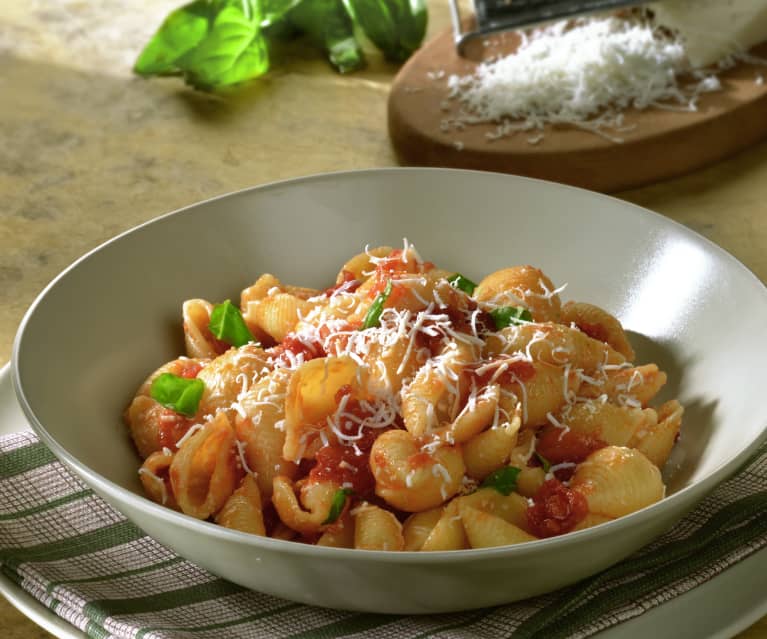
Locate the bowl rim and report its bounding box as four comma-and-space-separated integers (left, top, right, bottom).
11, 166, 767, 562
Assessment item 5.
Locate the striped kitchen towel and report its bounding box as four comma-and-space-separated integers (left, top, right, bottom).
1, 431, 767, 639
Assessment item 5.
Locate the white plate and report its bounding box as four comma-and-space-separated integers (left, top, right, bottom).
2, 363, 766, 639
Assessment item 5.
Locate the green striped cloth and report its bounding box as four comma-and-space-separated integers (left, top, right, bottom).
1, 432, 767, 639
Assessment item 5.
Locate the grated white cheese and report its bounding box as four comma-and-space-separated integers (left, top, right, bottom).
445, 15, 728, 142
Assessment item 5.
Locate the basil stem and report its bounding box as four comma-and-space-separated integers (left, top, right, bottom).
323, 487, 353, 524
209, 300, 257, 348
361, 280, 393, 330
490, 306, 533, 330
150, 373, 205, 417
480, 466, 521, 496
535, 452, 552, 474
447, 273, 477, 295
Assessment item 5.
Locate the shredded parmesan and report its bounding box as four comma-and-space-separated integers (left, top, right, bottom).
444, 15, 731, 142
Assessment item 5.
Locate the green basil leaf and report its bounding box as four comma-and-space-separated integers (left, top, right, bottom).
344, 0, 427, 62
535, 452, 551, 474
134, 0, 213, 76
447, 273, 477, 295
289, 0, 365, 73
360, 280, 393, 330
136, 0, 269, 90
323, 487, 353, 524
209, 299, 257, 347
480, 466, 521, 496
150, 373, 205, 417
490, 306, 533, 330
177, 2, 269, 89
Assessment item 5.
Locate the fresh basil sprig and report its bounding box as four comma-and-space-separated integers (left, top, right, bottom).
480, 466, 521, 496
209, 300, 258, 347
360, 280, 393, 330
150, 373, 205, 417
135, 0, 428, 89
135, 0, 269, 90
323, 487, 353, 524
344, 0, 427, 62
447, 273, 477, 295
490, 306, 533, 330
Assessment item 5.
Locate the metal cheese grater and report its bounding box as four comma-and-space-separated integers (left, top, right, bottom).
449, 0, 649, 54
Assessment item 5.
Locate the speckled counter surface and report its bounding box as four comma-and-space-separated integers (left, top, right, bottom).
1, 2, 767, 637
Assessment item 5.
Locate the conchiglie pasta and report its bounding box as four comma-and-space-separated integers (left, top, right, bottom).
215, 474, 266, 536
169, 412, 241, 520
475, 266, 562, 322
570, 446, 664, 519
128, 241, 683, 551
460, 505, 538, 548
183, 299, 224, 359
561, 301, 635, 361
353, 503, 405, 551
235, 369, 298, 499
197, 344, 271, 416
370, 429, 465, 512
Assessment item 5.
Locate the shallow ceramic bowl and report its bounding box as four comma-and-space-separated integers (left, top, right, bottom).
12, 169, 767, 614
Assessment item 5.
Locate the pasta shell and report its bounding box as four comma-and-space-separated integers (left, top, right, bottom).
354, 503, 404, 551
475, 266, 562, 322
169, 412, 240, 520
215, 474, 266, 536
570, 446, 664, 518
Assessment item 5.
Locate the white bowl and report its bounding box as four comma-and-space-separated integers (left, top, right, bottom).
12, 168, 767, 614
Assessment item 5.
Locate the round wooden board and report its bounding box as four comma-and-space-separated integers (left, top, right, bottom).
388, 27, 767, 193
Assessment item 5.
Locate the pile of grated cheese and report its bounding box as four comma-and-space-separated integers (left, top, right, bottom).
443, 15, 730, 143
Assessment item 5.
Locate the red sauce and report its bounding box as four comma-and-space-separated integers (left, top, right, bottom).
307, 386, 389, 495
157, 410, 194, 449
577, 321, 610, 344
176, 361, 203, 379
368, 248, 433, 300
282, 333, 325, 361
526, 479, 588, 538
309, 444, 375, 495
535, 425, 607, 467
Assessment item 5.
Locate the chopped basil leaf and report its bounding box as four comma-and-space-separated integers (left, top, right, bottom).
480, 466, 521, 496
447, 273, 477, 295
360, 280, 393, 330
150, 373, 205, 417
323, 487, 353, 524
209, 300, 257, 347
490, 306, 533, 330
535, 452, 552, 474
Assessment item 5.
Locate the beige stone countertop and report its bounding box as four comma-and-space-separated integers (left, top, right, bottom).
1, 1, 766, 637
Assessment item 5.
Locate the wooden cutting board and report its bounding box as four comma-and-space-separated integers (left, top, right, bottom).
387, 26, 767, 193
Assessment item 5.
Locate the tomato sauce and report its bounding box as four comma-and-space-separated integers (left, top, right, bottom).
368, 248, 433, 300
535, 425, 607, 467
176, 360, 203, 379
157, 410, 194, 449
307, 386, 389, 496
526, 479, 588, 538
577, 321, 610, 344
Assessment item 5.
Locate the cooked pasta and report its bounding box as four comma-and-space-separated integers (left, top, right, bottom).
124, 241, 684, 550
